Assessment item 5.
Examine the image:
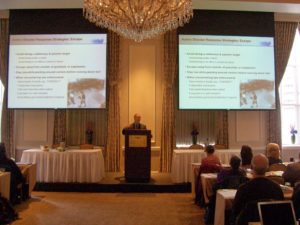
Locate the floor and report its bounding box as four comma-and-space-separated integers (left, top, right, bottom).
12, 192, 205, 225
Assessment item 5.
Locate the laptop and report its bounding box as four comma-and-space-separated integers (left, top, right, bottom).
258, 200, 298, 225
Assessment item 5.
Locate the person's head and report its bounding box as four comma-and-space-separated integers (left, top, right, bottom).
230, 155, 241, 171
134, 113, 141, 124
0, 143, 7, 161
251, 154, 269, 176
205, 145, 215, 155
266, 143, 280, 159
240, 145, 253, 166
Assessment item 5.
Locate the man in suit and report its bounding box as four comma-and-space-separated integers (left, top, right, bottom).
283, 153, 300, 186
124, 113, 147, 130
232, 154, 284, 224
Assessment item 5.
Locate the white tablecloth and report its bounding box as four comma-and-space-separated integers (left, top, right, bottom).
171, 149, 244, 183
20, 149, 105, 183
0, 172, 10, 199
214, 189, 236, 225
214, 184, 293, 225
17, 163, 37, 196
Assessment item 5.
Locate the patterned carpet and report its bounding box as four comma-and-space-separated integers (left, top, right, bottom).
12, 192, 205, 225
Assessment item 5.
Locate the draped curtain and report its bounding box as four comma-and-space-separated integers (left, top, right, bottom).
267, 22, 298, 147
175, 110, 228, 148
0, 19, 15, 157
53, 110, 66, 145
105, 31, 121, 172
66, 109, 107, 146
160, 30, 177, 172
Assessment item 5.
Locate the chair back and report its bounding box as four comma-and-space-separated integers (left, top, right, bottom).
220, 175, 249, 189
189, 144, 204, 149
214, 144, 226, 150
80, 144, 94, 149
268, 163, 287, 172
267, 176, 285, 185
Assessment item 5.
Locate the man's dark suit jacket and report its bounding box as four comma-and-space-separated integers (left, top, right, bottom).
122, 123, 147, 134
232, 177, 284, 222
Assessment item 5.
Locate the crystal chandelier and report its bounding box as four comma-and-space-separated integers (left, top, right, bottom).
84, 0, 193, 42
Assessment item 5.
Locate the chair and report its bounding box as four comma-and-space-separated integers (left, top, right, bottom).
219, 175, 249, 190
80, 144, 94, 149
268, 163, 287, 172
267, 176, 285, 185
189, 144, 204, 149
214, 144, 226, 150
195, 163, 221, 206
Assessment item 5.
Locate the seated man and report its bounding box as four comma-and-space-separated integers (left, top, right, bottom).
283, 152, 300, 186
292, 183, 300, 220
232, 154, 284, 224
0, 143, 26, 204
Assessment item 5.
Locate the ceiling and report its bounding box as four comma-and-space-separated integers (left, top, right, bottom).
0, 0, 299, 13
0, 0, 300, 16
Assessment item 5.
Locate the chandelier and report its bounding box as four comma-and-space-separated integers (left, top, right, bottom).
83, 0, 193, 42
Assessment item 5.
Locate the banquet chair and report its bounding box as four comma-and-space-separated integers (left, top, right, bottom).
267, 175, 285, 185
189, 144, 204, 149
268, 163, 287, 172
214, 144, 226, 150
195, 163, 221, 206
80, 144, 94, 149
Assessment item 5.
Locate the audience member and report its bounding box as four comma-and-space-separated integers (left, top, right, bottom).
292, 183, 300, 220
205, 156, 247, 224
240, 145, 253, 169
217, 155, 246, 184
266, 143, 282, 165
0, 143, 25, 204
232, 154, 284, 224
283, 152, 300, 186
201, 145, 221, 166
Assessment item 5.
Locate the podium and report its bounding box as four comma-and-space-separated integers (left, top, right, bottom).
123, 129, 151, 182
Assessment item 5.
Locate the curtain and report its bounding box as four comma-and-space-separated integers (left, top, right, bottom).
267, 22, 298, 148
175, 110, 228, 148
105, 31, 121, 172
0, 19, 15, 158
66, 109, 107, 146
160, 30, 177, 172
53, 110, 66, 145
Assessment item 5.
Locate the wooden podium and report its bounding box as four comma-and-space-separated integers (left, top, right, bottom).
123, 129, 151, 182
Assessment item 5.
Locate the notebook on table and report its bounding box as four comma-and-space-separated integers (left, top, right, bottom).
258, 200, 297, 225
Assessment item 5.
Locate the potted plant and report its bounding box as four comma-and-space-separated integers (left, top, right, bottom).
290, 125, 297, 144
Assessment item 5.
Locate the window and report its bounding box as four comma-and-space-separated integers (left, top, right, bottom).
279, 30, 300, 145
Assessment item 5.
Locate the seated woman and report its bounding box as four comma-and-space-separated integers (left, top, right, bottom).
0, 143, 25, 204
240, 145, 253, 170
217, 155, 247, 185
201, 145, 221, 166
266, 143, 282, 166
205, 155, 248, 224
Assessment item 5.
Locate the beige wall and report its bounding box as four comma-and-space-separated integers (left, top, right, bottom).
119, 36, 164, 171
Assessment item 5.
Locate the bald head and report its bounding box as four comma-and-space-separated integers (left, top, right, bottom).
251, 154, 269, 176
134, 113, 141, 124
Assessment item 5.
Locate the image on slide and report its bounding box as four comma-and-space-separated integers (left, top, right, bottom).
240, 79, 275, 109
67, 78, 106, 108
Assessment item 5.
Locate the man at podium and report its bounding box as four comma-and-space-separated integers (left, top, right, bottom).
123, 113, 147, 131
